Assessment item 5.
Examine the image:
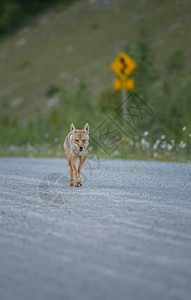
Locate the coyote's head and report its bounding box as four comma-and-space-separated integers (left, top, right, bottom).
70, 123, 89, 153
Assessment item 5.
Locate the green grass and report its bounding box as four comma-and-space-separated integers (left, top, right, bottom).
0, 0, 191, 122
0, 0, 191, 161
0, 142, 190, 163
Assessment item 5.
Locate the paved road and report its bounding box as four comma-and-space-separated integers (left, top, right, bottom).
0, 158, 191, 300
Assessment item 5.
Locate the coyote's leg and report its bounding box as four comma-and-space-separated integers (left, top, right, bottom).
71, 156, 80, 187
67, 154, 74, 186
77, 156, 87, 186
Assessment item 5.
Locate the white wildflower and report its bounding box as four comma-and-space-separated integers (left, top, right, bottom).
179, 141, 186, 148
161, 135, 165, 140
167, 144, 173, 151
27, 143, 34, 152
141, 138, 150, 149
144, 131, 149, 136
182, 126, 187, 131
129, 140, 134, 145
8, 145, 17, 152
160, 141, 167, 149
153, 139, 160, 150
145, 142, 150, 149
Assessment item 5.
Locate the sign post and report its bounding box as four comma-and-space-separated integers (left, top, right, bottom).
121, 87, 128, 122
110, 52, 137, 122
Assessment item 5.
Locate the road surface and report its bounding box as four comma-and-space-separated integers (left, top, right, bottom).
0, 158, 191, 300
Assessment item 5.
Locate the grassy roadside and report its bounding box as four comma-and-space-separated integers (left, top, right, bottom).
0, 0, 190, 161
1, 136, 190, 163
0, 0, 191, 123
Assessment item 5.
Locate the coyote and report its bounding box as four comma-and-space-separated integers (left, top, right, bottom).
64, 123, 89, 187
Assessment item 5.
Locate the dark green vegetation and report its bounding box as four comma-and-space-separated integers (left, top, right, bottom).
0, 0, 73, 38
0, 0, 190, 161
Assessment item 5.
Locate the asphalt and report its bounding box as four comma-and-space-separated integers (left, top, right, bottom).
0, 157, 191, 300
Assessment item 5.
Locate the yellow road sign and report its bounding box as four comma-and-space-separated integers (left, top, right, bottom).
114, 78, 135, 90
110, 52, 137, 79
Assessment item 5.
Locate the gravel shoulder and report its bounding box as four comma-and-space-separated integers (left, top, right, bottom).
0, 158, 191, 300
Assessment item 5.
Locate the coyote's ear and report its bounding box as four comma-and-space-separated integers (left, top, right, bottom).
83, 123, 89, 134
70, 123, 76, 134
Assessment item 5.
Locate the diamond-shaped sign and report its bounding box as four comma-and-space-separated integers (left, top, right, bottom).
110, 52, 137, 79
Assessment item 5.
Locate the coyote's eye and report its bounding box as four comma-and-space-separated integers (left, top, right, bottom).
82, 139, 86, 142
75, 139, 79, 142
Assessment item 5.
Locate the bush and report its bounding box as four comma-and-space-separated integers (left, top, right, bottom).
46, 85, 60, 97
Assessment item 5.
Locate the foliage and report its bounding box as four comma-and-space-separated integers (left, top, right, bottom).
121, 23, 191, 143
0, 0, 74, 37
0, 80, 95, 145
46, 85, 60, 97
0, 19, 190, 161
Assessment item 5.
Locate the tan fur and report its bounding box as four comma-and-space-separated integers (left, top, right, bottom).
64, 123, 89, 187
